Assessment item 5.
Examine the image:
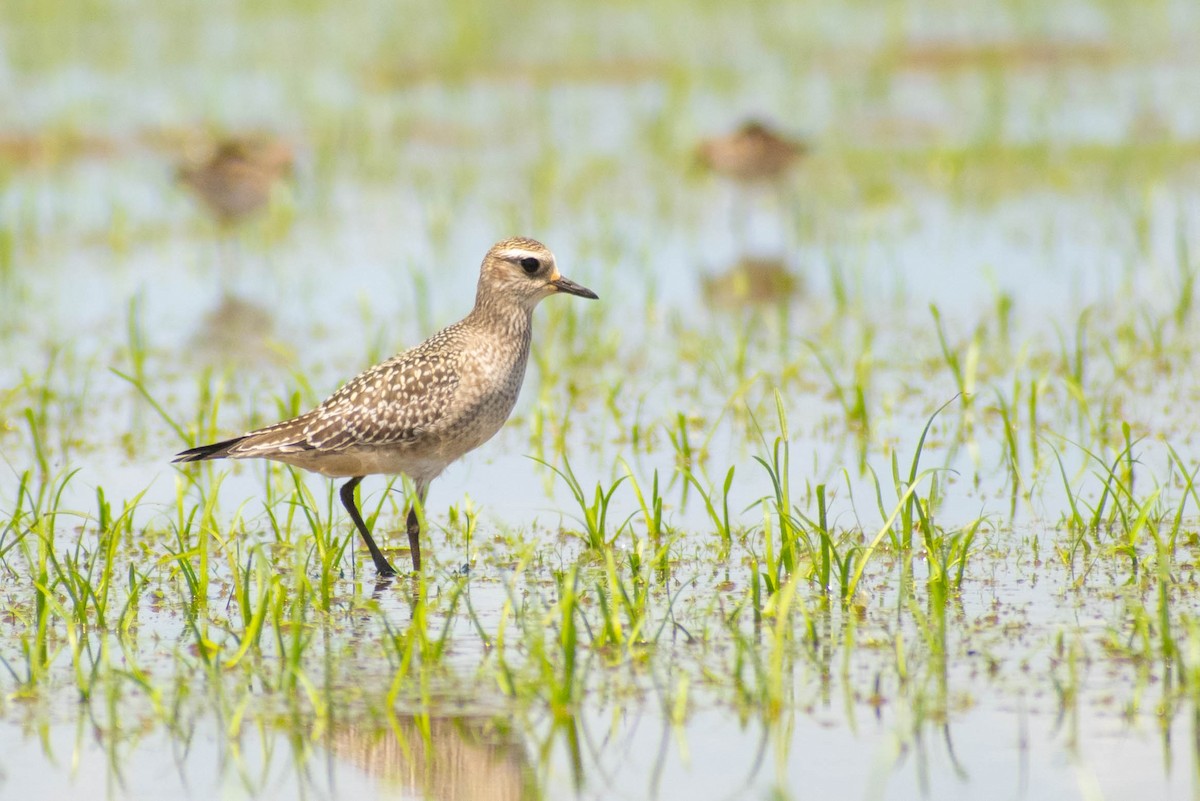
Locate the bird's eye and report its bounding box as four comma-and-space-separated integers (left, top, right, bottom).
520, 257, 540, 274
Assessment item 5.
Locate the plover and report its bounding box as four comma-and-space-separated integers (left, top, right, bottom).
177, 134, 294, 225
173, 237, 598, 576
697, 120, 807, 184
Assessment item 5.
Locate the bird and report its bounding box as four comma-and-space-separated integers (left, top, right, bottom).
173, 237, 598, 576
696, 120, 808, 184
177, 134, 295, 225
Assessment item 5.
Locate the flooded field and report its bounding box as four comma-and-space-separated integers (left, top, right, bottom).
3, 0, 1200, 798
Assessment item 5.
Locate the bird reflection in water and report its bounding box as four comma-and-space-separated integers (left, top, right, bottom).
187, 292, 286, 368
330, 715, 538, 801
701, 255, 803, 308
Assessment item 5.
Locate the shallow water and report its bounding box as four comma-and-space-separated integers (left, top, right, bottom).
0, 552, 1196, 801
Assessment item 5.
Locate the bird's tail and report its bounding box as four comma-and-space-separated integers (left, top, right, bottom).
172, 436, 249, 463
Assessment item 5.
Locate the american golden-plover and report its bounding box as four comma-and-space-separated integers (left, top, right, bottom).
697, 120, 807, 184
177, 134, 294, 225
173, 237, 598, 576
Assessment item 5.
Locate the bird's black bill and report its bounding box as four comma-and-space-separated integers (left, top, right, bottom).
551, 276, 599, 300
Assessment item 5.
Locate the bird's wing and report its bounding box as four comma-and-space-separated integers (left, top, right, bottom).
299, 349, 461, 451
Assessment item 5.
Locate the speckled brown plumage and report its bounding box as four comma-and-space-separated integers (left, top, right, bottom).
174, 237, 598, 576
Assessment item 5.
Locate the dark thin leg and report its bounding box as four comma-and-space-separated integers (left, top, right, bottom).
405, 481, 429, 573
406, 507, 421, 572
339, 477, 397, 577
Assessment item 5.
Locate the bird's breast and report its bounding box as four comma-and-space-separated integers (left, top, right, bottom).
438, 335, 530, 452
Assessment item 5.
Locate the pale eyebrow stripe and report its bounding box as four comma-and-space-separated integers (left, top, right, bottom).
495, 248, 544, 261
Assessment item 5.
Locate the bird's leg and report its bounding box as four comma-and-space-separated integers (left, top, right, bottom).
340, 477, 397, 577
405, 481, 429, 573
732, 189, 750, 252
406, 508, 421, 572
